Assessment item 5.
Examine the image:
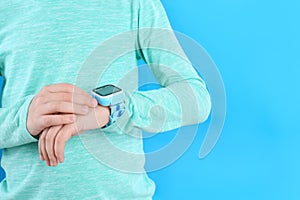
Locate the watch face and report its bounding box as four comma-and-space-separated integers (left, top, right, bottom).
93, 84, 122, 97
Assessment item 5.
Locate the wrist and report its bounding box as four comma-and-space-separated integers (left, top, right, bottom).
95, 105, 110, 128
26, 119, 39, 138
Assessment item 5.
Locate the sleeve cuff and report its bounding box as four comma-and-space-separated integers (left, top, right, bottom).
19, 95, 39, 142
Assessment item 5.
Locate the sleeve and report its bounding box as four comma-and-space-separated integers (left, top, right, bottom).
104, 0, 211, 134
0, 75, 37, 149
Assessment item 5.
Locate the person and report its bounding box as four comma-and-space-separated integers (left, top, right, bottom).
0, 0, 211, 199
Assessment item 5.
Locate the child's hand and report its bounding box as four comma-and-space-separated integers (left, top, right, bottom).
27, 83, 97, 137
38, 105, 110, 166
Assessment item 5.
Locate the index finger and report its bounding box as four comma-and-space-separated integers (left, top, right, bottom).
43, 83, 91, 97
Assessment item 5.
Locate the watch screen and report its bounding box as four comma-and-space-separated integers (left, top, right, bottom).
93, 85, 122, 96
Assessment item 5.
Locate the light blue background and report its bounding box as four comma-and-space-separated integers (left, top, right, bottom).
1, 0, 300, 199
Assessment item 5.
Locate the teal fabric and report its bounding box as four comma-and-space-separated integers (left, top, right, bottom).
0, 75, 3, 183
0, 0, 210, 199
0, 75, 3, 107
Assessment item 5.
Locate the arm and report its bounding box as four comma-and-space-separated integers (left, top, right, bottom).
0, 80, 97, 149
0, 92, 37, 148
37, 0, 212, 165
112, 0, 211, 133
0, 71, 35, 148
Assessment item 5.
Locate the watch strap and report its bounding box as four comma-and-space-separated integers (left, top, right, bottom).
104, 102, 126, 128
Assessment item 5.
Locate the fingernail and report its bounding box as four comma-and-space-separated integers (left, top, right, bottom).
82, 106, 89, 113
40, 155, 43, 160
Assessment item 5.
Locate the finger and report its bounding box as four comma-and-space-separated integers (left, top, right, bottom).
42, 83, 91, 98
43, 92, 97, 108
45, 125, 63, 166
39, 129, 51, 166
38, 130, 46, 161
54, 124, 76, 163
41, 101, 90, 115
40, 114, 76, 129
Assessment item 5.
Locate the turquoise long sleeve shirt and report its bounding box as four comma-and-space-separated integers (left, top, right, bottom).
0, 0, 211, 199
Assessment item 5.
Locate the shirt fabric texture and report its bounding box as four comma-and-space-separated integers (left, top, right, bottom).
0, 0, 211, 199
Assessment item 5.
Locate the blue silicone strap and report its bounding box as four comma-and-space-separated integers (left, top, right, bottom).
104, 102, 126, 128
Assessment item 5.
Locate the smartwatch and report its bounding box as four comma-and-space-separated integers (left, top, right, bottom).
91, 84, 126, 128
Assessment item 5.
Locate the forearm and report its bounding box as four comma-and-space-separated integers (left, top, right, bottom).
127, 77, 211, 133
0, 95, 37, 148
